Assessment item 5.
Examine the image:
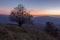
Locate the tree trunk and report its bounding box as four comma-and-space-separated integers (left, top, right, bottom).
18, 20, 24, 27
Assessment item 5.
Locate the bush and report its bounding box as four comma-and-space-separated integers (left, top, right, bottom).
45, 22, 58, 37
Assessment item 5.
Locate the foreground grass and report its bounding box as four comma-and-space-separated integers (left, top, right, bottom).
0, 24, 58, 40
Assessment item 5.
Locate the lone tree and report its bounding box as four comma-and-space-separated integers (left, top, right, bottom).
45, 22, 58, 37
45, 22, 55, 35
9, 4, 33, 26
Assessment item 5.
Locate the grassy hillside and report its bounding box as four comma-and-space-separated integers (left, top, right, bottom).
0, 24, 58, 40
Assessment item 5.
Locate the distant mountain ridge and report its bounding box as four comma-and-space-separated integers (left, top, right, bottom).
0, 14, 60, 24
32, 16, 60, 24
32, 16, 60, 29
0, 14, 17, 24
0, 14, 60, 29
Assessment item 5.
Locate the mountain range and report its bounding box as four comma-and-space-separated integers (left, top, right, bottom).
32, 16, 60, 29
0, 14, 17, 24
32, 16, 60, 24
0, 14, 60, 29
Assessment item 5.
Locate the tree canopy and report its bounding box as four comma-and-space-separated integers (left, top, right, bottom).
9, 4, 33, 26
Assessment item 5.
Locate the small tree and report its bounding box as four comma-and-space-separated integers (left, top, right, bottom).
45, 22, 58, 37
9, 4, 33, 26
45, 22, 55, 36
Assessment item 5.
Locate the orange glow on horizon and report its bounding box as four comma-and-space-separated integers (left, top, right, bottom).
29, 10, 60, 16
0, 10, 10, 15
0, 9, 60, 16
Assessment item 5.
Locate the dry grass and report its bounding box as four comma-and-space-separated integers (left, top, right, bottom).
0, 24, 58, 40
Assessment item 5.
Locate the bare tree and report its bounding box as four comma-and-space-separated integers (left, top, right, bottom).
45, 22, 58, 37
45, 22, 55, 35
9, 4, 33, 27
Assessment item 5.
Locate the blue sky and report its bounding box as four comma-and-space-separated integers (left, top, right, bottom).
0, 0, 60, 16
0, 0, 60, 10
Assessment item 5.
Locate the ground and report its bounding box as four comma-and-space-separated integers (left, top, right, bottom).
0, 24, 58, 40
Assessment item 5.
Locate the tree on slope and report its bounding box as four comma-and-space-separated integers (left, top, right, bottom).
9, 4, 33, 26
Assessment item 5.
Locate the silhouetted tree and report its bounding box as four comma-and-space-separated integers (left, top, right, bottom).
45, 22, 56, 36
9, 4, 33, 26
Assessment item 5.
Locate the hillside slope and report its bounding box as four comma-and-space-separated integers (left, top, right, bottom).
0, 24, 58, 40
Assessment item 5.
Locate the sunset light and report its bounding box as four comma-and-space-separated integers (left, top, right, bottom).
47, 10, 60, 13
0, 0, 60, 39
0, 0, 60, 16
45, 9, 60, 15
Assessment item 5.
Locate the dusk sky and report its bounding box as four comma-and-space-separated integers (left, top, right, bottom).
0, 0, 60, 16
